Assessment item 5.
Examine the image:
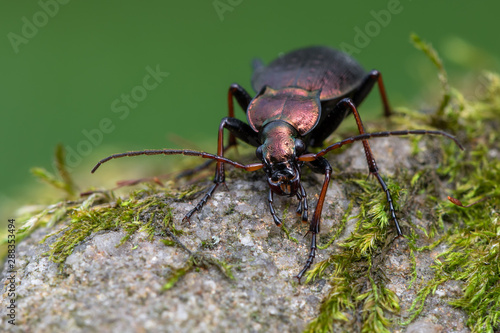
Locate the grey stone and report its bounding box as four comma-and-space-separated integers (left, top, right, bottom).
0, 138, 470, 332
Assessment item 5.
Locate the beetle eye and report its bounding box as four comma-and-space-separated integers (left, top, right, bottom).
295, 139, 306, 155
256, 146, 264, 160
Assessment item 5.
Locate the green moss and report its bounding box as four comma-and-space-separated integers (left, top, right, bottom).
410, 33, 451, 118
31, 144, 78, 199
162, 252, 234, 291
41, 189, 174, 266
403, 122, 500, 332
304, 178, 403, 332
0, 144, 81, 259
200, 235, 221, 250
399, 38, 500, 332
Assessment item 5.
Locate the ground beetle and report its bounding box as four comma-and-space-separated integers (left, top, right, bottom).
92, 46, 463, 281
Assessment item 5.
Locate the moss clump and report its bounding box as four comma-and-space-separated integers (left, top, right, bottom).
402, 36, 500, 333
0, 144, 80, 257
403, 73, 500, 331
305, 180, 403, 333
41, 189, 175, 267
30, 144, 78, 199
162, 251, 235, 291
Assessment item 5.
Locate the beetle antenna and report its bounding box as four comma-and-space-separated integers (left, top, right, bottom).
298, 129, 463, 161
91, 149, 263, 173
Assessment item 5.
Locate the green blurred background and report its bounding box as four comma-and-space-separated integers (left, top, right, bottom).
1, 0, 498, 221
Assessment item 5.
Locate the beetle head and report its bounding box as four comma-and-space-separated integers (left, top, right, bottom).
256, 121, 306, 196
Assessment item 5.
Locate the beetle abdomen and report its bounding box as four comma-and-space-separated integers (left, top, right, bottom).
251, 46, 366, 101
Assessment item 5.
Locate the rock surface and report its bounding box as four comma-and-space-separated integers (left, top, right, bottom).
0, 138, 470, 332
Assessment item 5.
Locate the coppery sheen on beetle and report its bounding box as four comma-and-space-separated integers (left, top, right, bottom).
92, 46, 463, 281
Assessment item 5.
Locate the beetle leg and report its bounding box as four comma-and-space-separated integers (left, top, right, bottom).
227, 83, 253, 147
176, 142, 233, 179
177, 84, 253, 179
184, 117, 259, 221
296, 193, 303, 216
352, 70, 392, 117
184, 183, 219, 221
228, 83, 252, 115
300, 130, 463, 161
337, 98, 402, 236
296, 157, 332, 281
295, 184, 308, 223
309, 70, 393, 148
268, 190, 282, 226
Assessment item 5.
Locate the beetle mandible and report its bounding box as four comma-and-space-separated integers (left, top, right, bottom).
92, 46, 463, 281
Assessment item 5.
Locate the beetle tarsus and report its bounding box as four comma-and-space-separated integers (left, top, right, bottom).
185, 182, 220, 221
295, 185, 309, 223
296, 232, 317, 282
299, 184, 308, 222
268, 190, 283, 226
373, 172, 403, 236
294, 158, 331, 279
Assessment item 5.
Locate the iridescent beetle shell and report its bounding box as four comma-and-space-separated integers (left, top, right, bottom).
251, 46, 366, 101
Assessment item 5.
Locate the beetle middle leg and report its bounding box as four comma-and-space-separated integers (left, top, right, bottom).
177, 84, 253, 179
338, 98, 403, 236
184, 116, 259, 221
308, 70, 392, 148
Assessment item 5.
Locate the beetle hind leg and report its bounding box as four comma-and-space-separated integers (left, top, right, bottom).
296, 232, 317, 281
352, 70, 392, 117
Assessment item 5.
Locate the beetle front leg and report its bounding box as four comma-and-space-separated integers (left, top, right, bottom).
296, 184, 308, 223
178, 84, 254, 179
184, 117, 259, 221
268, 190, 283, 226
296, 157, 332, 281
